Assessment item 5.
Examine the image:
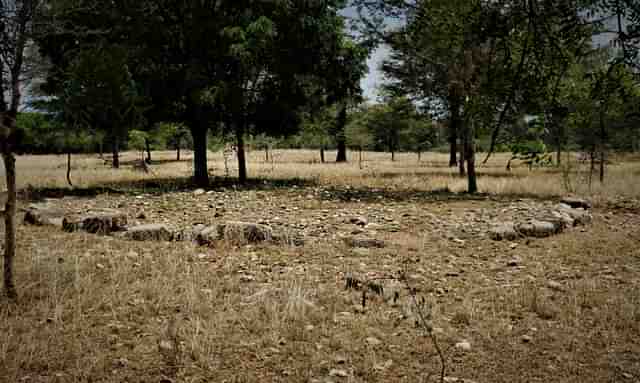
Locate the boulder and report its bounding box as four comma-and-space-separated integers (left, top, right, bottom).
62, 209, 127, 234
555, 204, 592, 226
517, 220, 558, 238
124, 224, 174, 241
195, 222, 273, 246
343, 236, 386, 248
489, 222, 519, 241
195, 225, 224, 245
560, 197, 592, 210
23, 204, 65, 227
348, 216, 368, 227
222, 221, 273, 245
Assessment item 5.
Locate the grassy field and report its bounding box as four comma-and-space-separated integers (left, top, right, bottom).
0, 149, 639, 382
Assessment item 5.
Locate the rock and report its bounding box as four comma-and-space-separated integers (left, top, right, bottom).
329, 369, 348, 378
343, 236, 386, 249
546, 280, 564, 292
349, 216, 368, 227
556, 205, 592, 226
521, 334, 533, 343
205, 221, 274, 246
507, 258, 520, 267
489, 222, 519, 241
125, 224, 174, 241
23, 204, 65, 227
455, 340, 472, 352
195, 225, 224, 245
560, 197, 592, 210
517, 220, 558, 238
63, 209, 127, 234
365, 337, 382, 346
193, 188, 206, 196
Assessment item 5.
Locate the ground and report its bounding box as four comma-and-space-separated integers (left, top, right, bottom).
1, 150, 639, 383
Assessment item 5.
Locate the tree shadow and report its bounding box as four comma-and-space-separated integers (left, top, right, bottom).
19, 175, 320, 202
317, 185, 555, 204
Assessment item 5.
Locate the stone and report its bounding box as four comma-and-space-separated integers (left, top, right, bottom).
349, 216, 368, 227
455, 340, 472, 352
63, 209, 127, 234
365, 337, 382, 346
521, 334, 533, 343
489, 222, 519, 241
556, 205, 592, 226
343, 236, 386, 249
517, 220, 557, 238
193, 188, 206, 196
196, 222, 274, 246
560, 197, 592, 210
125, 224, 174, 241
222, 221, 273, 245
23, 204, 65, 227
546, 281, 564, 292
329, 369, 348, 378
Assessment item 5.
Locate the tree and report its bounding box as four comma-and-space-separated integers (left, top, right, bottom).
0, 0, 43, 300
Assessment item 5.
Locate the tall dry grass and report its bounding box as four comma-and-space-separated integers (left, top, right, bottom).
0, 149, 638, 202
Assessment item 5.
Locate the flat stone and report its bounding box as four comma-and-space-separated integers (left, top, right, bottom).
63, 209, 127, 234
23, 204, 65, 227
489, 222, 519, 241
455, 340, 472, 352
517, 220, 557, 238
560, 197, 592, 210
124, 224, 174, 241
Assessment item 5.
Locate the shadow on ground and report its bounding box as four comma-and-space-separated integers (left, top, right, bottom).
18, 176, 320, 202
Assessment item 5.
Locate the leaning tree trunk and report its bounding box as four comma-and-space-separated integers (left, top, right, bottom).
1, 149, 17, 300
191, 126, 209, 187
66, 152, 73, 187
335, 104, 348, 163
236, 123, 247, 184
112, 135, 120, 169
466, 121, 478, 194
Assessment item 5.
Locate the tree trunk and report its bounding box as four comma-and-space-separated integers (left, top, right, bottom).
418, 151, 421, 162
145, 138, 152, 164
556, 146, 562, 166
236, 123, 247, 184
448, 96, 460, 167
176, 142, 180, 161
1, 150, 17, 300
66, 152, 73, 187
335, 104, 347, 163
265, 146, 269, 163
191, 127, 209, 187
98, 140, 103, 159
459, 137, 466, 176
599, 107, 606, 183
112, 135, 120, 169
466, 122, 477, 194
320, 146, 325, 163
391, 148, 395, 162
359, 147, 363, 169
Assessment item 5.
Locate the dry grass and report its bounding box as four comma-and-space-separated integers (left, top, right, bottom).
1, 149, 639, 202
0, 149, 639, 382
